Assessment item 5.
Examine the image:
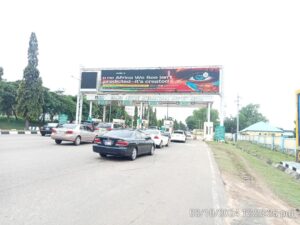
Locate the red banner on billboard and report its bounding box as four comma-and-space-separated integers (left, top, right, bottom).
100, 67, 220, 94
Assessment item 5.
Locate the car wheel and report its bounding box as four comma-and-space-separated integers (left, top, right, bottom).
41, 133, 45, 136
99, 153, 107, 158
159, 141, 163, 148
74, 136, 81, 146
149, 145, 155, 155
166, 139, 170, 147
130, 148, 137, 161
55, 140, 62, 144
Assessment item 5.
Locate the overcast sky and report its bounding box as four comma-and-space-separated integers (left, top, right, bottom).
1, 0, 299, 129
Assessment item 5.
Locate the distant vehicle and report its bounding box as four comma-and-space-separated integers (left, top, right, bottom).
185, 131, 192, 138
171, 130, 187, 143
40, 123, 58, 136
143, 129, 170, 148
51, 123, 97, 145
148, 126, 159, 130
94, 122, 123, 136
93, 129, 155, 160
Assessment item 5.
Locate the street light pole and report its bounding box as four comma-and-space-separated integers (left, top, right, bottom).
72, 75, 81, 124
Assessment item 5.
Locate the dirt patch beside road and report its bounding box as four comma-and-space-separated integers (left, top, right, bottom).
208, 142, 300, 225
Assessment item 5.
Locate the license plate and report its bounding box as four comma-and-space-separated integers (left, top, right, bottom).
104, 140, 112, 146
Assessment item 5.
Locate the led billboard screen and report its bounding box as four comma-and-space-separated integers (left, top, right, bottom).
81, 72, 98, 90
99, 67, 220, 94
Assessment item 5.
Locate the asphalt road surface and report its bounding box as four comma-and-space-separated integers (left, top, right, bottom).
0, 135, 226, 225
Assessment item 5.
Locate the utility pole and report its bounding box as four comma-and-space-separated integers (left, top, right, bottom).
235, 94, 240, 142
166, 103, 169, 120
109, 102, 112, 122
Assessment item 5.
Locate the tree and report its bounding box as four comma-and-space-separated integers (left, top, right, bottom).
17, 32, 44, 129
0, 67, 3, 81
0, 81, 20, 119
224, 116, 236, 133
174, 119, 179, 130
157, 119, 163, 128
179, 121, 187, 130
186, 116, 197, 130
223, 104, 268, 132
239, 104, 268, 130
185, 108, 219, 130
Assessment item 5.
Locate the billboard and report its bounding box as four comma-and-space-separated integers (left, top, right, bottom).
99, 67, 220, 94
81, 72, 98, 91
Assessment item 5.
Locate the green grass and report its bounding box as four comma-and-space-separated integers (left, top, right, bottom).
208, 142, 300, 208
0, 117, 40, 130
236, 141, 295, 163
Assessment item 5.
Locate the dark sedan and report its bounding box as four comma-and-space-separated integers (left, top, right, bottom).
93, 129, 155, 160
40, 123, 58, 136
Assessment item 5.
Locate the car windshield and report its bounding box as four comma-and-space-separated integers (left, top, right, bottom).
59, 124, 78, 129
103, 130, 134, 138
144, 130, 159, 135
174, 131, 184, 134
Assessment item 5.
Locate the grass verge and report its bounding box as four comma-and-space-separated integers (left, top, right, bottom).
0, 117, 40, 130
208, 141, 300, 209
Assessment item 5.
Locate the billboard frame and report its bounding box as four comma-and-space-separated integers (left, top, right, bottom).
81, 66, 222, 96
77, 66, 224, 126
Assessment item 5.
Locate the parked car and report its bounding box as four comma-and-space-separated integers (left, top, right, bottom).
93, 129, 155, 160
94, 122, 123, 136
185, 131, 192, 138
143, 129, 170, 148
82, 120, 100, 131
171, 130, 187, 143
51, 123, 97, 145
40, 123, 58, 136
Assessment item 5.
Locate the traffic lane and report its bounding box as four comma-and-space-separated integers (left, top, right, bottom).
0, 137, 224, 225
0, 135, 101, 191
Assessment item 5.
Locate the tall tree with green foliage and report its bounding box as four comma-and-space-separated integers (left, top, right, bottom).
0, 67, 3, 81
0, 81, 20, 119
185, 108, 219, 130
179, 121, 187, 130
239, 104, 268, 130
17, 32, 44, 129
223, 104, 268, 132
224, 116, 236, 133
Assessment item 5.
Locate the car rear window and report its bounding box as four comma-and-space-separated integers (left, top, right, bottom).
59, 124, 78, 129
174, 131, 184, 134
103, 130, 134, 138
97, 123, 112, 128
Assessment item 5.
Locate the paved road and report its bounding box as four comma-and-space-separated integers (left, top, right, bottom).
0, 135, 226, 225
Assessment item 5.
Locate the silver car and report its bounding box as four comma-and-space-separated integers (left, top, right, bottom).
51, 124, 97, 145
94, 122, 123, 136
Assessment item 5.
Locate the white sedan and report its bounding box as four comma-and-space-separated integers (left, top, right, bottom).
144, 129, 170, 148
171, 130, 187, 143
